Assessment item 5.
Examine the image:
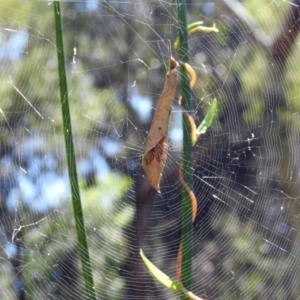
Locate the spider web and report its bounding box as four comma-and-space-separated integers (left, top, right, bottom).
0, 0, 300, 299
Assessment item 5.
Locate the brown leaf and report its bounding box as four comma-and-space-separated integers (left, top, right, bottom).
182, 62, 197, 88
177, 165, 198, 282
142, 41, 179, 192
178, 96, 197, 146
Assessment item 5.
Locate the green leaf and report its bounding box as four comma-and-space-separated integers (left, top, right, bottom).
140, 249, 181, 290
194, 98, 218, 145
174, 22, 218, 49
140, 249, 203, 300
187, 21, 204, 29
189, 24, 219, 35
174, 21, 204, 49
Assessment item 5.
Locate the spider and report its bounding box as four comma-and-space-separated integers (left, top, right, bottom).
143, 136, 168, 165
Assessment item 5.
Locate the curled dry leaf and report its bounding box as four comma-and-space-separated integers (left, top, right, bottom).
178, 96, 197, 146
182, 62, 197, 88
178, 164, 198, 222
177, 165, 198, 282
142, 41, 179, 192
176, 200, 197, 282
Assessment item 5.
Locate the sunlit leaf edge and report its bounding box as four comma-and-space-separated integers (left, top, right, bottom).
194, 98, 218, 144
140, 249, 204, 300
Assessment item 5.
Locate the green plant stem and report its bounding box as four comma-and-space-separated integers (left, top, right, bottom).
176, 0, 193, 293
53, 2, 97, 300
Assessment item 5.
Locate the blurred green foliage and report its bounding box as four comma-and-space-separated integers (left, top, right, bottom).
22, 174, 133, 299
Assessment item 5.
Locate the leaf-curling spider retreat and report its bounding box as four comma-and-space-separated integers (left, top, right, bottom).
143, 136, 168, 166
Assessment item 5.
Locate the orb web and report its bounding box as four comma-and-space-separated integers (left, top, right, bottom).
0, 1, 300, 299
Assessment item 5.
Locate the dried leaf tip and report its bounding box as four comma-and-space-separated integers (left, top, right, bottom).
167, 40, 178, 70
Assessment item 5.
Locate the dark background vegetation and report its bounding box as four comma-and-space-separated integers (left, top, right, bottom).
1, 0, 300, 299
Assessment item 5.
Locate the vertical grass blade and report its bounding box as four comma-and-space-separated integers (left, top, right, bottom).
53, 2, 97, 299
176, 0, 193, 293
